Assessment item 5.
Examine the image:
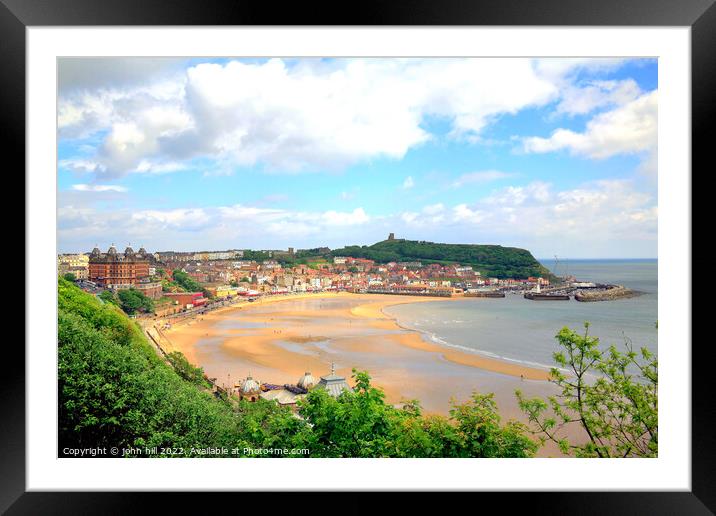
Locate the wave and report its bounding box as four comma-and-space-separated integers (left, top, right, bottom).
383, 303, 582, 375
396, 321, 557, 372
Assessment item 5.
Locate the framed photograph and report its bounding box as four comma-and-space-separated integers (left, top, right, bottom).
7, 0, 710, 511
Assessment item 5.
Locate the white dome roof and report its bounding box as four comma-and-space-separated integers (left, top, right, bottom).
241, 376, 261, 393
297, 372, 316, 389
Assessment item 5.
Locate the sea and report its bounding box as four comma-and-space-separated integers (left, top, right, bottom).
385, 259, 658, 372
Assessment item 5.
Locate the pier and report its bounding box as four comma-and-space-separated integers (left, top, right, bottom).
464, 291, 505, 298
522, 283, 636, 301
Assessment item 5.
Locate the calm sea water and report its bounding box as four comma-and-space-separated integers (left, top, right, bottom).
385, 260, 658, 370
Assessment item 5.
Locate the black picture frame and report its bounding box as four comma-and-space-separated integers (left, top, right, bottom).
4, 0, 710, 512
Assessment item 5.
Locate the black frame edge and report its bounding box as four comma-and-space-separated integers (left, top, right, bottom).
5, 0, 712, 512
1, 0, 26, 514
691, 1, 716, 512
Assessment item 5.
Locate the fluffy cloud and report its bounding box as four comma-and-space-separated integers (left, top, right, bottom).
72, 184, 127, 192
58, 178, 656, 257
522, 90, 657, 160
554, 79, 642, 117
59, 203, 374, 250
58, 58, 586, 179
387, 179, 655, 256
456, 180, 657, 244
452, 204, 488, 224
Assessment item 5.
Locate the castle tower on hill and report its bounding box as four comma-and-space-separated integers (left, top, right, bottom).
388, 233, 395, 241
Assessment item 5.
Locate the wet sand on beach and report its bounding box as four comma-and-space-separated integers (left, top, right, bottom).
164, 293, 551, 408
161, 292, 580, 455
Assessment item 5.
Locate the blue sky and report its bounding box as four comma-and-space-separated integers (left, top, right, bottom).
57, 58, 657, 257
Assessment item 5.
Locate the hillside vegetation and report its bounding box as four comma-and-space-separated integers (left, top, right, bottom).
57, 278, 538, 458
330, 239, 553, 279
57, 279, 656, 458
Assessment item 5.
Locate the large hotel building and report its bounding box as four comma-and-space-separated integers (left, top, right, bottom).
88, 245, 153, 288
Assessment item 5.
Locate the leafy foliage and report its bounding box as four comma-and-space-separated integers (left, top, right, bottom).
172, 270, 211, 298
516, 323, 658, 457
65, 280, 653, 459
328, 239, 552, 279
117, 288, 154, 315
63, 272, 77, 282
296, 370, 537, 458
166, 351, 211, 388
58, 278, 242, 456
98, 290, 118, 306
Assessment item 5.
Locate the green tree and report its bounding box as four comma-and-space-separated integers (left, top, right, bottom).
516, 323, 658, 457
298, 369, 537, 458
98, 289, 118, 305
57, 277, 547, 459
166, 351, 210, 388
298, 370, 400, 457
172, 270, 211, 298
117, 288, 154, 315
58, 278, 243, 456
63, 272, 77, 282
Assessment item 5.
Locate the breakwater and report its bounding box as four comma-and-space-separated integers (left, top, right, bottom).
524, 292, 571, 301
574, 285, 638, 302
364, 289, 452, 298
464, 291, 505, 298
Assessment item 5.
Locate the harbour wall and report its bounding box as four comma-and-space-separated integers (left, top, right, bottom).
574, 285, 638, 302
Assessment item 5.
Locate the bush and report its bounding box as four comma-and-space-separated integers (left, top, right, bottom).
117, 288, 154, 315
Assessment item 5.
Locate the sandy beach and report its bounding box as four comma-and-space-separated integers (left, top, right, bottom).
161, 293, 552, 411
155, 291, 583, 456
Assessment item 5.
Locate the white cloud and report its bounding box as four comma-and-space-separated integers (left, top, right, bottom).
484, 181, 551, 206
402, 176, 415, 189
533, 58, 628, 82
131, 208, 212, 231
453, 204, 489, 224
132, 160, 188, 175
59, 203, 375, 251
422, 203, 444, 215
401, 212, 419, 224
454, 180, 657, 247
522, 90, 657, 160
58, 58, 576, 179
316, 208, 370, 226
554, 79, 642, 117
71, 184, 127, 192
59, 159, 107, 175
57, 181, 656, 258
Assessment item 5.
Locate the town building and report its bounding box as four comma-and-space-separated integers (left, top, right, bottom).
135, 281, 163, 300
88, 245, 152, 288
238, 375, 261, 402
313, 364, 353, 397
164, 291, 207, 309
58, 253, 89, 279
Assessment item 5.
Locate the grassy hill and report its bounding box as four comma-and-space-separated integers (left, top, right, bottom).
329, 239, 554, 279
56, 277, 537, 458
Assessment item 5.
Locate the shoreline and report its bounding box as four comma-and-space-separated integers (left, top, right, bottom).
161, 292, 552, 392
376, 304, 552, 380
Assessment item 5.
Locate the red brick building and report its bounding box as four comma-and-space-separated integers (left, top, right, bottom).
136, 281, 163, 300
88, 245, 152, 288
165, 292, 207, 309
